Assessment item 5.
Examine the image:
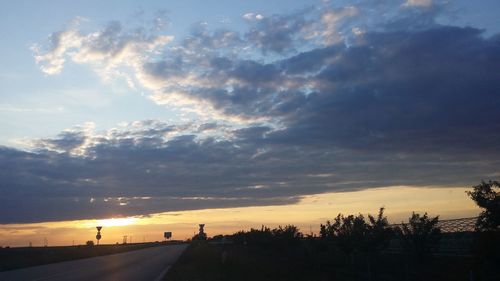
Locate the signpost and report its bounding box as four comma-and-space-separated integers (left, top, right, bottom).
96, 226, 102, 245
164, 231, 172, 241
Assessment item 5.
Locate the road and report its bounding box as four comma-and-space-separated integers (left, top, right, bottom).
0, 244, 187, 281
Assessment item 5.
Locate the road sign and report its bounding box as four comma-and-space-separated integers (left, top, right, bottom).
96, 226, 103, 245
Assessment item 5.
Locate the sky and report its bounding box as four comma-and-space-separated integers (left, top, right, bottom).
0, 0, 499, 245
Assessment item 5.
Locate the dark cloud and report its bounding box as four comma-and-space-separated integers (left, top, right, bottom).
36, 131, 87, 153
18, 1, 500, 224
244, 9, 312, 54
273, 26, 500, 154
1, 109, 499, 224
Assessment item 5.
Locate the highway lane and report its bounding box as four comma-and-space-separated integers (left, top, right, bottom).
0, 244, 187, 281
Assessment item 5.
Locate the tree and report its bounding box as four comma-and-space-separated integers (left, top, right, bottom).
320, 209, 393, 254
86, 240, 94, 246
232, 225, 273, 246
272, 225, 303, 240
320, 215, 341, 239
366, 207, 393, 253
466, 181, 500, 279
192, 233, 207, 241
467, 180, 500, 232
320, 213, 368, 254
363, 208, 393, 280
232, 225, 303, 249
397, 212, 441, 260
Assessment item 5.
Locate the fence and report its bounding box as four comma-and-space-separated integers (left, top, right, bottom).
388, 217, 478, 256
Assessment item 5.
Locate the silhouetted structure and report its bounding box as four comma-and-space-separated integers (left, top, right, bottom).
96, 226, 102, 245
192, 224, 207, 240
164, 232, 172, 241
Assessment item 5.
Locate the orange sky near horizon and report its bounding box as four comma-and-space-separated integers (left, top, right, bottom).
0, 186, 480, 247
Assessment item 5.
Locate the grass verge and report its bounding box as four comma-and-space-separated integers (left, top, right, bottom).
0, 242, 168, 271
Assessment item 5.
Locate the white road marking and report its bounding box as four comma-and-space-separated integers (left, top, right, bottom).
153, 265, 171, 281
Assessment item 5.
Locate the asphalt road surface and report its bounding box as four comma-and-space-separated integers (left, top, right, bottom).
0, 244, 187, 281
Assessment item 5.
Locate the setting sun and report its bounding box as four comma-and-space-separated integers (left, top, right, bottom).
94, 217, 139, 228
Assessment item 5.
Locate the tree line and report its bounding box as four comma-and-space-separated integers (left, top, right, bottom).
200, 180, 499, 280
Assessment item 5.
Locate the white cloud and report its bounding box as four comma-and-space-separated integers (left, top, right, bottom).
243, 12, 264, 21
403, 0, 432, 7
319, 6, 358, 45
32, 20, 173, 82
32, 29, 83, 75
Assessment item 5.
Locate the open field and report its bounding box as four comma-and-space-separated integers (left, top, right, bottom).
0, 242, 181, 271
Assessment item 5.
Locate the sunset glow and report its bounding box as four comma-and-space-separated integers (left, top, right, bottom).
0, 186, 479, 247
0, 0, 498, 251
90, 217, 139, 228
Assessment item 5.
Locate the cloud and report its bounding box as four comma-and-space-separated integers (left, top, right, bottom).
273, 26, 500, 154
32, 20, 173, 82
35, 122, 95, 155
31, 5, 359, 120
403, 0, 433, 7
243, 13, 264, 21
17, 1, 500, 223
244, 11, 311, 54
2, 110, 499, 223
318, 6, 359, 45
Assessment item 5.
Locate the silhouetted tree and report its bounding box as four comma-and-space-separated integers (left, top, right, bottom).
209, 234, 225, 241
321, 212, 394, 279
397, 212, 441, 260
272, 225, 303, 240
467, 181, 500, 280
365, 208, 393, 280
232, 225, 303, 249
86, 240, 94, 246
339, 214, 368, 254
192, 233, 207, 241
365, 207, 393, 252
232, 225, 273, 246
272, 225, 303, 248
467, 180, 500, 232
320, 212, 368, 272
321, 213, 368, 253
320, 215, 341, 239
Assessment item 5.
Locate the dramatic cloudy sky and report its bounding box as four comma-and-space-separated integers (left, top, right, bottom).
1, 0, 499, 224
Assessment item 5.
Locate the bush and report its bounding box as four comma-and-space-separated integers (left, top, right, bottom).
231, 225, 303, 249
366, 207, 393, 253
396, 212, 441, 260
320, 208, 393, 255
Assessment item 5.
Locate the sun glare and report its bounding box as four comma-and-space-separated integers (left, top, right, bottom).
94, 217, 139, 227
